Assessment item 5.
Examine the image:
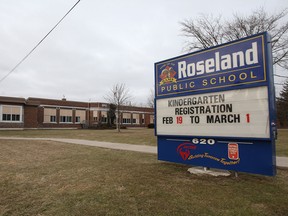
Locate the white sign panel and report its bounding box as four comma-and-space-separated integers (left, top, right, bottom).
156, 86, 270, 138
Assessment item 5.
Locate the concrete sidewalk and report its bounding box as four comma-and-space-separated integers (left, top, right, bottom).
0, 137, 157, 154
277, 157, 288, 168
51, 138, 157, 154
1, 137, 287, 168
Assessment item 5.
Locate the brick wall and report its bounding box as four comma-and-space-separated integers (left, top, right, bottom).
0, 96, 154, 129
24, 106, 39, 128
0, 122, 24, 129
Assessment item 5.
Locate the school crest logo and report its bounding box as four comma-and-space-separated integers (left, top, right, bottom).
159, 64, 177, 86
176, 143, 197, 160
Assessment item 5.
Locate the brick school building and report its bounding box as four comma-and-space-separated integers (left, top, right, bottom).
0, 96, 154, 129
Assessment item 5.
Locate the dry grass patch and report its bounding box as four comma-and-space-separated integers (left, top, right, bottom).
0, 128, 287, 156
0, 128, 157, 146
0, 139, 288, 216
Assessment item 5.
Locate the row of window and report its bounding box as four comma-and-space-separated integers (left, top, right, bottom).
0, 105, 22, 122
122, 118, 145, 124
0, 105, 154, 125
44, 108, 85, 123
48, 116, 82, 123
0, 106, 85, 124
45, 109, 150, 124
98, 117, 144, 124
2, 114, 21, 121
94, 113, 146, 124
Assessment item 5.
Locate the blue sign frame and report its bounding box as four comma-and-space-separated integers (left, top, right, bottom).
154, 32, 276, 176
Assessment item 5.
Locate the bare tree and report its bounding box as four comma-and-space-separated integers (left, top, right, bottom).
147, 88, 155, 108
104, 83, 132, 132
181, 14, 225, 51
180, 8, 288, 69
277, 78, 288, 127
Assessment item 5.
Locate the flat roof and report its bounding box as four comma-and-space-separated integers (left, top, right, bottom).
0, 96, 26, 104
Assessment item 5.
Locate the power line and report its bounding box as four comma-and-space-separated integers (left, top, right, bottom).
0, 0, 81, 84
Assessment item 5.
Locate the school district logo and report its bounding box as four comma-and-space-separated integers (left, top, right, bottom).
176, 143, 197, 160
159, 65, 177, 86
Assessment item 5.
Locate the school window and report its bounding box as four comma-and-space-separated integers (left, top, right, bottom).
60, 116, 72, 123
93, 111, 98, 122
141, 115, 145, 124
60, 109, 72, 123
2, 114, 11, 121
75, 110, 85, 124
44, 108, 57, 123
122, 113, 131, 124
101, 111, 108, 123
122, 118, 131, 124
1, 105, 22, 122
50, 116, 56, 122
150, 115, 154, 124
132, 113, 139, 124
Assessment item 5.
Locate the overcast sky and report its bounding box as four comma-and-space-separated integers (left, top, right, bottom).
0, 0, 287, 105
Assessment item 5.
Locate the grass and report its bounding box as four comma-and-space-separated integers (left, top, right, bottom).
0, 139, 288, 216
0, 128, 157, 146
276, 129, 288, 156
0, 128, 287, 156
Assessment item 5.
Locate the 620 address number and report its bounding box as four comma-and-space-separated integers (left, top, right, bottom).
191, 138, 215, 145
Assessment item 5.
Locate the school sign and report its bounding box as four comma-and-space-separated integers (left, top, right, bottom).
154, 32, 277, 176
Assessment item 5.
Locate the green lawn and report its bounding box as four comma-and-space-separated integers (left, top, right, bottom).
0, 139, 287, 216
0, 128, 287, 156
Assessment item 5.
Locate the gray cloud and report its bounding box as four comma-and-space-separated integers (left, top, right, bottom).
0, 0, 287, 104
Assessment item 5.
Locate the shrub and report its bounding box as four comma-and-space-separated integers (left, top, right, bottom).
147, 123, 154, 129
